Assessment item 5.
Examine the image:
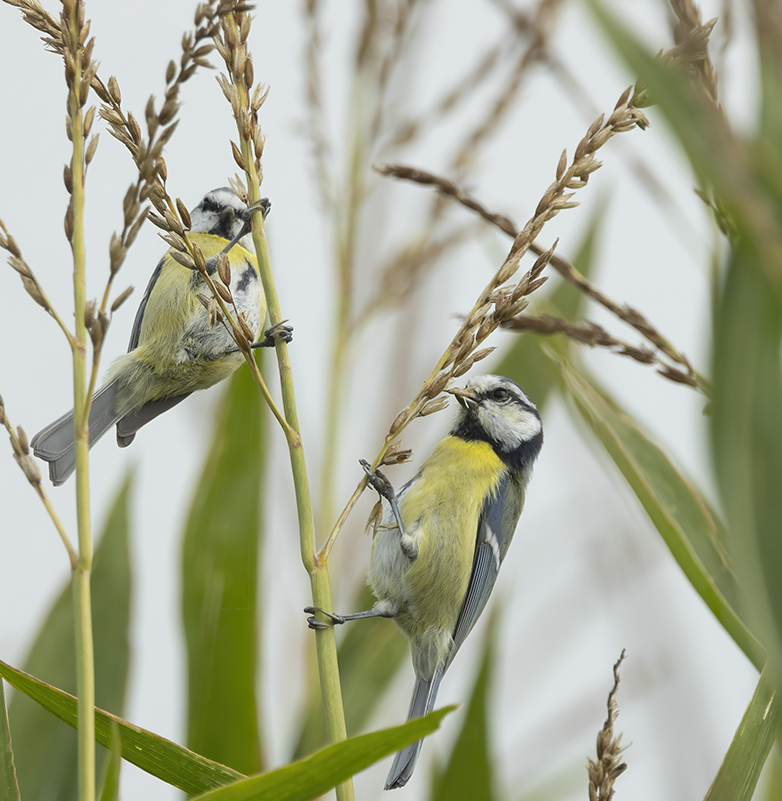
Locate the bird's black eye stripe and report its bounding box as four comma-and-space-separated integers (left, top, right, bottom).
489, 387, 510, 402
200, 196, 220, 213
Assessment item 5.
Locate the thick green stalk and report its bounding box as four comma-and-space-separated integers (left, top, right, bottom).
67, 7, 95, 801
236, 123, 354, 801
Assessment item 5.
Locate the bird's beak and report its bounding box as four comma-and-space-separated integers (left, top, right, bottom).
447, 386, 479, 409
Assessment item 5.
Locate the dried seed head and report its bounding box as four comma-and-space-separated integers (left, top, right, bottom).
380, 443, 413, 466
389, 409, 409, 437
170, 250, 197, 270
64, 201, 74, 241
85, 133, 99, 165
423, 372, 450, 399
556, 149, 567, 181
237, 312, 254, 341
207, 298, 221, 328
84, 298, 97, 330
476, 315, 497, 342
192, 244, 206, 273
495, 259, 519, 285
217, 252, 231, 285
108, 75, 122, 106
176, 197, 192, 230
418, 397, 450, 417
163, 209, 184, 236
453, 347, 496, 377
214, 281, 233, 304
16, 451, 41, 486
63, 164, 73, 193
166, 59, 177, 84
17, 426, 29, 454
83, 105, 95, 136
231, 140, 246, 170
111, 285, 134, 312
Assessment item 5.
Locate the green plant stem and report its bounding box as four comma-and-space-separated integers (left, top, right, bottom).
67, 9, 95, 801
231, 78, 354, 801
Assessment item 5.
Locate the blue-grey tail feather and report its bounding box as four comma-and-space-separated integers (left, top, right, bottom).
385, 666, 444, 790
30, 383, 120, 486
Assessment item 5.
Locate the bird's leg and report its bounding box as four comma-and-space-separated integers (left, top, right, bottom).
224, 321, 294, 354
360, 459, 418, 560
304, 604, 395, 630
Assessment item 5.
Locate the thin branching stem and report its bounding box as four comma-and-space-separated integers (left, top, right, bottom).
63, 1, 96, 798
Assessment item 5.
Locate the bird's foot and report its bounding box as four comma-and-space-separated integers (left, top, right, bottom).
249, 321, 294, 349
304, 606, 346, 630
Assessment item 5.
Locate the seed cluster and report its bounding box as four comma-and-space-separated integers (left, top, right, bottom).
213, 5, 269, 188
587, 651, 628, 801
380, 73, 711, 396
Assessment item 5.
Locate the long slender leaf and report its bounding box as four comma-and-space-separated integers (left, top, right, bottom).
704, 669, 782, 801
0, 681, 20, 801
192, 707, 455, 801
431, 616, 497, 801
711, 244, 782, 685
0, 659, 244, 795
8, 475, 134, 801
552, 353, 764, 669
182, 363, 266, 773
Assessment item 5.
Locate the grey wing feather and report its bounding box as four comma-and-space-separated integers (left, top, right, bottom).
127, 256, 166, 351
115, 393, 191, 447
446, 474, 525, 670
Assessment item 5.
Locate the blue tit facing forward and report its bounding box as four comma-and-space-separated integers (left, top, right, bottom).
306, 374, 543, 789
32, 187, 287, 486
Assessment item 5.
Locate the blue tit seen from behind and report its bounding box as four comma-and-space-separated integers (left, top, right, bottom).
32, 187, 290, 486
306, 374, 543, 790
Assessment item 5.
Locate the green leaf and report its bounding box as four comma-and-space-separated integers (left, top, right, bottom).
552, 353, 764, 669
496, 195, 606, 405
431, 616, 497, 801
711, 244, 782, 685
181, 364, 266, 773
192, 707, 455, 801
8, 475, 134, 801
0, 659, 244, 795
98, 722, 121, 801
704, 669, 782, 801
0, 681, 21, 801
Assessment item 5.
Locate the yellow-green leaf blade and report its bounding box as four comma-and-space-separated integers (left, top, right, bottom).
193, 707, 455, 801
0, 660, 244, 795
0, 681, 20, 801
8, 476, 134, 801
181, 365, 266, 773
554, 354, 763, 669
705, 669, 782, 801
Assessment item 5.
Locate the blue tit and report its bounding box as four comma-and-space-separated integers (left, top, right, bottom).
32, 187, 287, 486
306, 374, 543, 790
